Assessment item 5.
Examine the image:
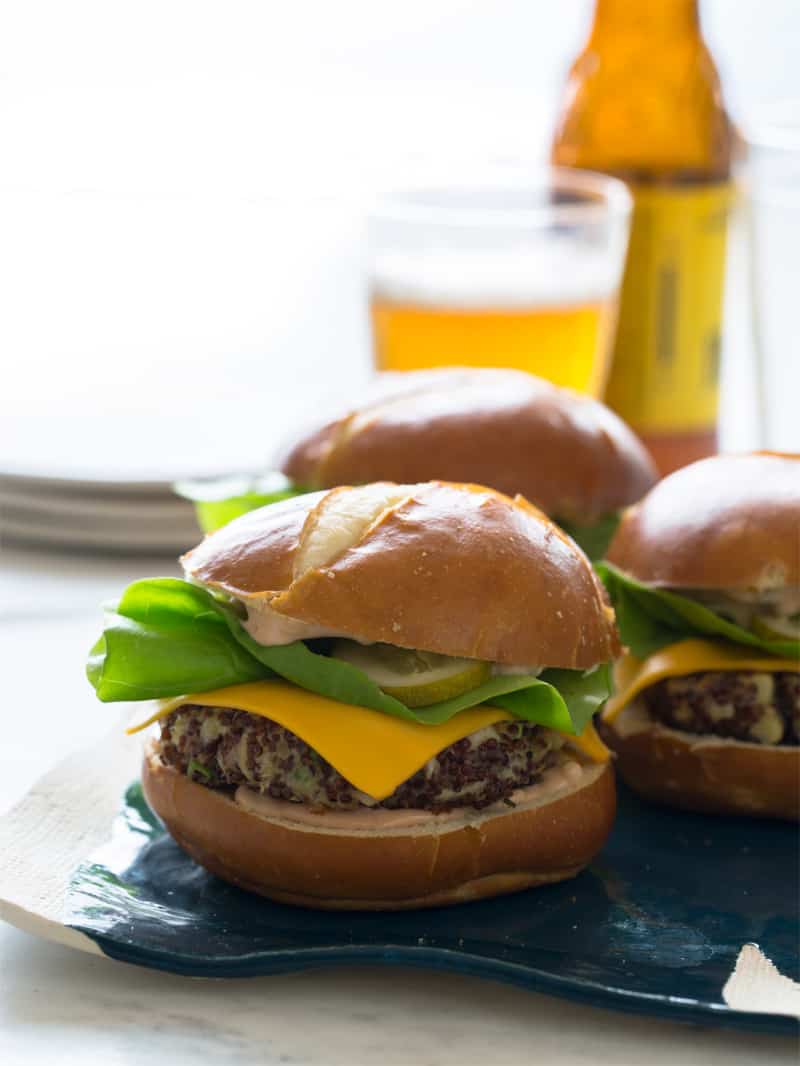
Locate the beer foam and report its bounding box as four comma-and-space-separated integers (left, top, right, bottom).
371, 246, 620, 309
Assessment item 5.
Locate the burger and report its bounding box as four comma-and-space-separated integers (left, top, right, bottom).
88, 480, 619, 909
181, 368, 657, 558
597, 452, 799, 820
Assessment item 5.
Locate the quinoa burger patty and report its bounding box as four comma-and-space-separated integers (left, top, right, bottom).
160, 706, 564, 812
643, 670, 800, 747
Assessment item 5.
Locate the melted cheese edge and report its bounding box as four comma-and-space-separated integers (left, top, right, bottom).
602, 638, 800, 725
129, 680, 608, 800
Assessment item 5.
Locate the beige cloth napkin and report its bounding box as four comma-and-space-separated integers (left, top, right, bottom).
0, 717, 137, 954
723, 943, 800, 1017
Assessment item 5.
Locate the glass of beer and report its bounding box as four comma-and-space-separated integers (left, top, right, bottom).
368, 169, 631, 396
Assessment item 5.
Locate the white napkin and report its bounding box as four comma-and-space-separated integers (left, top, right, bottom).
723, 943, 800, 1017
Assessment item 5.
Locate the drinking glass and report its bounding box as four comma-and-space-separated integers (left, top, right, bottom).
368, 168, 631, 397
747, 107, 800, 450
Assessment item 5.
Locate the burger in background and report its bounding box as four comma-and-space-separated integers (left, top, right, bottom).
179, 368, 657, 559
597, 452, 800, 820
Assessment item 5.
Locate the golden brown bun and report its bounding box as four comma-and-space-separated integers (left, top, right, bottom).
601, 699, 799, 821
142, 744, 616, 909
281, 369, 657, 523
182, 480, 620, 669
607, 452, 800, 591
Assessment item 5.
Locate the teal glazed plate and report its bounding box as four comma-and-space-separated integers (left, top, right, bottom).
65, 783, 798, 1035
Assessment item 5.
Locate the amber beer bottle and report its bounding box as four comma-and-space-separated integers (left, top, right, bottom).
552, 0, 734, 474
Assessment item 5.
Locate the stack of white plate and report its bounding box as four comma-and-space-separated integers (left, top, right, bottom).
0, 467, 202, 555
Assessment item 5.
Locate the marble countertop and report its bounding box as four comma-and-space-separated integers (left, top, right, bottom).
3, 928, 797, 1066
2, 546, 797, 1064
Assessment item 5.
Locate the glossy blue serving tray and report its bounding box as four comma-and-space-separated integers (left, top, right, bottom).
66, 781, 798, 1034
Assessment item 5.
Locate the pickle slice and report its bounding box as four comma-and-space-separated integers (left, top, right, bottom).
331, 640, 491, 707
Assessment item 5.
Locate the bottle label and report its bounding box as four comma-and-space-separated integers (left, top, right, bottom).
605, 182, 732, 433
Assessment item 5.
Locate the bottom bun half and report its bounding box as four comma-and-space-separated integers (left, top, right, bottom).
142, 742, 616, 910
601, 699, 800, 821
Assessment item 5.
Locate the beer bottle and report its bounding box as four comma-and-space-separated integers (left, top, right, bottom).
552, 0, 734, 474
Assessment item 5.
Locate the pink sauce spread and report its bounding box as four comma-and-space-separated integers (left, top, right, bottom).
234, 758, 599, 834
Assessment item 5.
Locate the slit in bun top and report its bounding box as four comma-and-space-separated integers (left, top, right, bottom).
597, 452, 800, 821
183, 368, 658, 559
88, 481, 620, 910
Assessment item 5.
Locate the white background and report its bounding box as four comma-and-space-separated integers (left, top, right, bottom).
1, 0, 799, 477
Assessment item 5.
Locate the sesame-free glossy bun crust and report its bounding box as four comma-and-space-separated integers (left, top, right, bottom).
142, 745, 616, 909
601, 700, 799, 821
606, 452, 800, 591
281, 369, 656, 523
182, 481, 620, 669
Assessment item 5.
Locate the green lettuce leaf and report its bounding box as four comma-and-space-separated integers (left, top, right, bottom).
229, 624, 608, 732
596, 562, 800, 660
87, 579, 271, 701
87, 578, 610, 734
174, 472, 307, 533
493, 664, 611, 736
558, 513, 620, 561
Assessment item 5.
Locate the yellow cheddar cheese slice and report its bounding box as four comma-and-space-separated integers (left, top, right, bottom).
129, 680, 608, 801
130, 681, 512, 800
602, 639, 800, 725
567, 719, 611, 763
